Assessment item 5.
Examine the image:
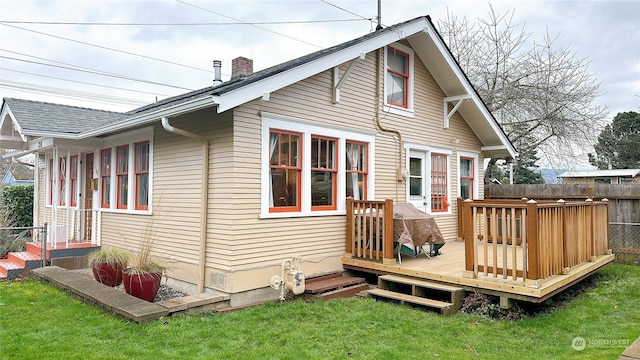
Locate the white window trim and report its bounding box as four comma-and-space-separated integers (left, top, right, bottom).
404, 142, 452, 216
261, 112, 375, 218
98, 127, 153, 214
457, 150, 479, 201
383, 42, 415, 118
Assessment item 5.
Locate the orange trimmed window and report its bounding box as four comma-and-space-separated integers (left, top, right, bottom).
311, 135, 337, 210
269, 129, 301, 212
116, 145, 128, 209
386, 46, 409, 108
69, 155, 78, 207
460, 157, 474, 200
431, 153, 448, 212
58, 157, 66, 206
100, 148, 111, 208
134, 141, 150, 210
346, 141, 368, 200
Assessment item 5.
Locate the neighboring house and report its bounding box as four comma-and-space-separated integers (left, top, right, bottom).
0, 16, 516, 303
558, 169, 640, 184
2, 169, 34, 186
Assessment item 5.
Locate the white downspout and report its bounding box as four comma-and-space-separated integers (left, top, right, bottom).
161, 117, 209, 294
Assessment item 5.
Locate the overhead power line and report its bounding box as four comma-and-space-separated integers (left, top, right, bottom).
0, 50, 194, 91
176, 0, 323, 49
320, 0, 372, 21
0, 67, 172, 97
0, 23, 212, 73
0, 81, 149, 107
0, 19, 367, 26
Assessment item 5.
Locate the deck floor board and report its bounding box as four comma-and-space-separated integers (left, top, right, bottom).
344, 241, 615, 302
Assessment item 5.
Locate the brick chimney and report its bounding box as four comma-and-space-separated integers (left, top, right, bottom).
231, 56, 253, 80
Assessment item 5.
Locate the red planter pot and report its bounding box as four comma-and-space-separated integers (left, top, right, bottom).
92, 262, 124, 287
122, 269, 162, 302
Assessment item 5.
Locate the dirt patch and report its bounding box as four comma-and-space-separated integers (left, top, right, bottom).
459, 276, 597, 321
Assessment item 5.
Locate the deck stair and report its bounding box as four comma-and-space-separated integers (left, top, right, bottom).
369, 274, 465, 315
303, 273, 369, 300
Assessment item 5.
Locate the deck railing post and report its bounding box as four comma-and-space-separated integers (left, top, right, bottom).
345, 197, 354, 258
457, 197, 464, 241
603, 198, 611, 254
586, 198, 596, 261
383, 199, 395, 264
558, 199, 570, 273
463, 199, 474, 273
526, 200, 539, 281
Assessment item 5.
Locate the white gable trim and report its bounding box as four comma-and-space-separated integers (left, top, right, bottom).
0, 106, 27, 143
421, 25, 517, 158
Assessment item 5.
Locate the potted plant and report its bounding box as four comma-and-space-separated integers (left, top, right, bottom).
122, 226, 168, 302
87, 247, 131, 287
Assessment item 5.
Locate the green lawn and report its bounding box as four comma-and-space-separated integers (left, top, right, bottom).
1, 264, 638, 359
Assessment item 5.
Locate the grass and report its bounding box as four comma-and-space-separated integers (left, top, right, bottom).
1, 264, 639, 359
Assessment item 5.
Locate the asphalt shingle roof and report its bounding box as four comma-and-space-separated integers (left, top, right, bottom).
3, 98, 124, 134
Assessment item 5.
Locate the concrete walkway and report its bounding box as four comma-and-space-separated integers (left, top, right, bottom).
32, 266, 229, 323
620, 337, 640, 360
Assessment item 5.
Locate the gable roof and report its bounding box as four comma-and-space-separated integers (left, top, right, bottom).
1, 15, 516, 159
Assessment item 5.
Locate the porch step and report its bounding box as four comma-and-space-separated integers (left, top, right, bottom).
0, 259, 29, 279
8, 251, 43, 268
370, 274, 465, 315
303, 273, 369, 300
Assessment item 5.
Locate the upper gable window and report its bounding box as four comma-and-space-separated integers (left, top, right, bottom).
384, 43, 414, 117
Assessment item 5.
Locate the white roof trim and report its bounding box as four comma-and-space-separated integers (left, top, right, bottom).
421, 25, 517, 159
0, 106, 27, 142
78, 95, 218, 138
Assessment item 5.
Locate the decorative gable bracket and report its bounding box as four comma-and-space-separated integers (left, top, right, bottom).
333, 53, 366, 104
443, 94, 471, 128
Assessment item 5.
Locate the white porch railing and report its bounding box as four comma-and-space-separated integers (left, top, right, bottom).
41, 208, 100, 249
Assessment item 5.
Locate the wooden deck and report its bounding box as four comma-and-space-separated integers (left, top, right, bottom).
343, 240, 615, 302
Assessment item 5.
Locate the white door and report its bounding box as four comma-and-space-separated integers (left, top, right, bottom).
408, 150, 428, 212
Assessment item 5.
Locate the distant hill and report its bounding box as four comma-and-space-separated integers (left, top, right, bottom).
539, 169, 567, 184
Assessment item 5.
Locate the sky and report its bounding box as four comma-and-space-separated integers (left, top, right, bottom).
0, 0, 639, 167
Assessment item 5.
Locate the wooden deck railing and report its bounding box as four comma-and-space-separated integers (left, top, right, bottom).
345, 198, 395, 264
458, 198, 610, 283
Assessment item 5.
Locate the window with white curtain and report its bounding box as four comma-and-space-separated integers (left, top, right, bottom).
261, 113, 375, 217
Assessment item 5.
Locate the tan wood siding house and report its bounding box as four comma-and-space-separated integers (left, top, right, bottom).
0, 15, 516, 304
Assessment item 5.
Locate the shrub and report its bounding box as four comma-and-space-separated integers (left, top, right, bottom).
0, 229, 29, 259
0, 185, 33, 228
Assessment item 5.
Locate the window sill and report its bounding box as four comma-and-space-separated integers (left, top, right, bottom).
383, 104, 414, 118
260, 210, 347, 219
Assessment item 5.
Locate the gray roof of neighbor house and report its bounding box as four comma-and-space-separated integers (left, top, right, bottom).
558, 169, 640, 178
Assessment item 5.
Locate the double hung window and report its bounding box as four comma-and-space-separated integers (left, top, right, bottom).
384, 43, 414, 116
263, 114, 375, 216
101, 148, 111, 208
269, 130, 302, 212
135, 141, 150, 210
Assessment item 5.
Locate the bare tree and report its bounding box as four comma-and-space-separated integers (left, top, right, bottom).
437, 6, 608, 182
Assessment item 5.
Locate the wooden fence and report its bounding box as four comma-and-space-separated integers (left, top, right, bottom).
345, 198, 395, 264
458, 198, 610, 283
